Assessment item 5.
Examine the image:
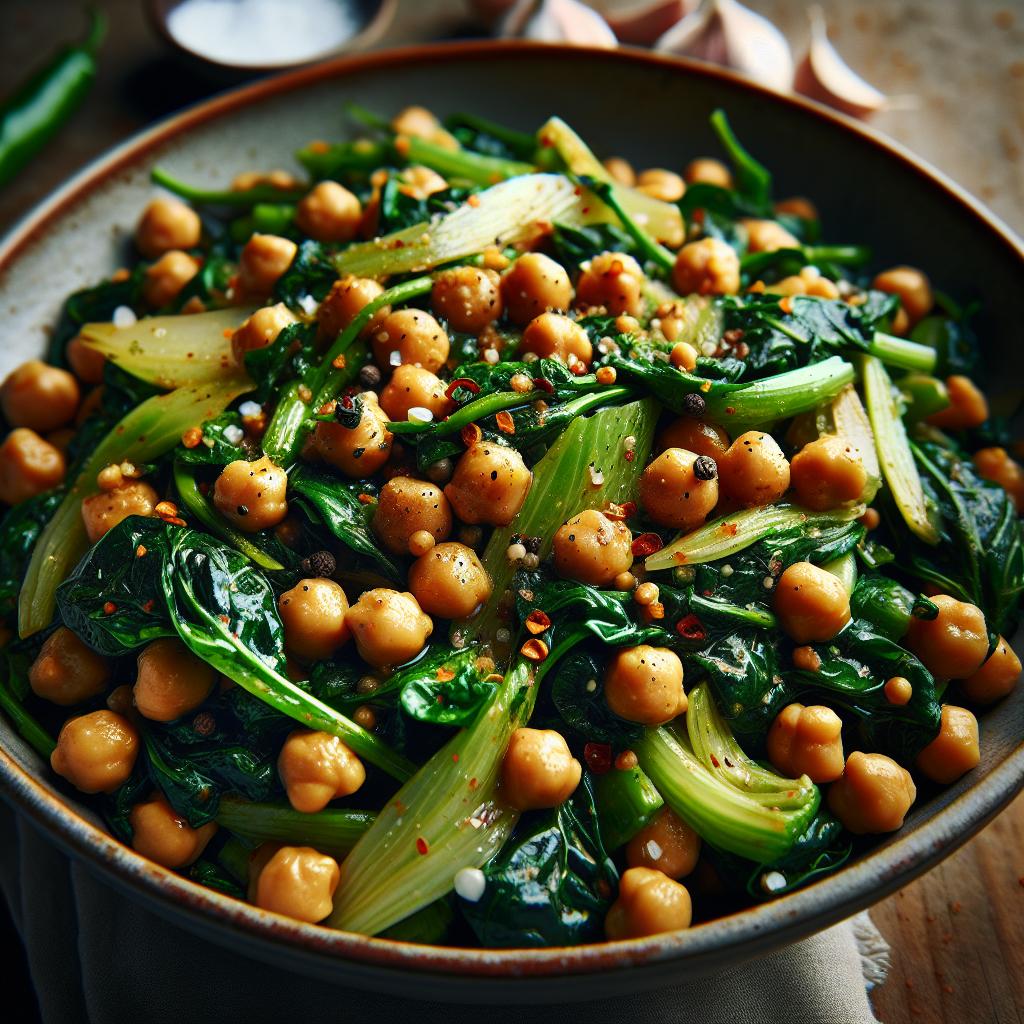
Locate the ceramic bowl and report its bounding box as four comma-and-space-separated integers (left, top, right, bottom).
0, 41, 1022, 1004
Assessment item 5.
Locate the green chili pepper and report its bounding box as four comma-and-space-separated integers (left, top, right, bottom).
0, 9, 106, 188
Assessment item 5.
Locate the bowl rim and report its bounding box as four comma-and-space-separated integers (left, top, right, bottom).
0, 39, 1022, 991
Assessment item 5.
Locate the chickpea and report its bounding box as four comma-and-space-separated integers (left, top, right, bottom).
520, 312, 593, 366
255, 846, 340, 923
391, 105, 458, 149
604, 645, 686, 727
683, 157, 733, 189
29, 626, 110, 706
50, 709, 139, 793
372, 476, 452, 555
790, 435, 867, 510
672, 238, 741, 297
313, 392, 393, 478
345, 588, 433, 668
431, 266, 503, 333
926, 375, 989, 431
66, 335, 107, 384
129, 793, 217, 868
295, 181, 361, 243
444, 442, 532, 526
278, 729, 365, 813
133, 638, 216, 722
142, 250, 200, 308
973, 447, 1024, 512
212, 455, 288, 533
605, 867, 692, 940
576, 252, 646, 317
279, 579, 350, 662
872, 266, 933, 324
905, 594, 988, 679
371, 308, 449, 373
501, 727, 581, 811
80, 479, 159, 543
640, 447, 719, 531
135, 197, 201, 259
398, 164, 448, 200
962, 635, 1020, 704
656, 417, 729, 459
552, 509, 633, 586
1, 359, 80, 432
916, 704, 980, 785
317, 275, 388, 342
766, 703, 844, 783
408, 541, 491, 618
637, 168, 685, 203
238, 233, 298, 297
231, 303, 297, 365
501, 252, 574, 325
717, 431, 790, 507
740, 218, 800, 253
378, 364, 449, 422
0, 429, 65, 505
827, 751, 916, 834
774, 562, 851, 644
774, 196, 819, 222
603, 156, 636, 187
626, 807, 700, 880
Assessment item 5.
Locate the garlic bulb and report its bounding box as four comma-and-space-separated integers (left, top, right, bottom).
499, 0, 617, 47
605, 0, 690, 46
794, 7, 888, 119
655, 0, 793, 93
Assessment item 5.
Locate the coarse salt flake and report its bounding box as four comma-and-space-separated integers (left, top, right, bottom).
112, 305, 137, 328
239, 401, 262, 418
761, 870, 787, 894
389, 350, 403, 367
299, 294, 319, 316
222, 425, 244, 445
454, 867, 487, 903
721, 564, 734, 577
644, 840, 664, 862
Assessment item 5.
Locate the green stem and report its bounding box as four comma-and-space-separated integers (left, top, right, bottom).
0, 676, 55, 760
216, 797, 374, 857
588, 179, 676, 273
150, 167, 306, 206
403, 137, 534, 186
173, 461, 285, 571
868, 332, 937, 373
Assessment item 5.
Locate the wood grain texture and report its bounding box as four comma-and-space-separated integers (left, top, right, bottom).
0, 2, 1021, 1023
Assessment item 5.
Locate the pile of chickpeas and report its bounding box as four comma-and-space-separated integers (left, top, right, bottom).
3, 105, 1022, 940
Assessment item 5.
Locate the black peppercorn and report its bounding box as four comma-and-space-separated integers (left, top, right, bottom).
693, 455, 718, 481
682, 392, 707, 416
301, 549, 337, 578
358, 364, 382, 390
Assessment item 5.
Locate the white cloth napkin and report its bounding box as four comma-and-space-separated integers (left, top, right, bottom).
0, 802, 885, 1024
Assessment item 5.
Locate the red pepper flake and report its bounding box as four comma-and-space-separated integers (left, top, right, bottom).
436, 667, 456, 682
102, 601, 116, 615
332, 354, 346, 369
531, 377, 554, 394
222, 328, 233, 339
779, 296, 795, 314
460, 422, 483, 447
539, 134, 553, 147
416, 836, 429, 855
135, 545, 147, 558
318, 400, 337, 416
495, 410, 516, 434
584, 742, 613, 775
467, 194, 481, 208
445, 377, 481, 401
673, 551, 688, 564
142, 599, 155, 614
720, 521, 739, 537
357, 493, 376, 504
520, 637, 549, 661
468, 777, 478, 790
676, 614, 707, 641
624, 449, 636, 462
631, 532, 663, 557
725, 406, 736, 416
451, 753, 460, 763
710, 753, 720, 768
181, 426, 203, 449
524, 609, 551, 634
646, 602, 665, 620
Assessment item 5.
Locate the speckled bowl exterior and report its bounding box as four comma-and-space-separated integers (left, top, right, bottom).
0, 42, 1021, 1003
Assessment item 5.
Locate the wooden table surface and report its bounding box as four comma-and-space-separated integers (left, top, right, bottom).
0, 2, 1021, 1021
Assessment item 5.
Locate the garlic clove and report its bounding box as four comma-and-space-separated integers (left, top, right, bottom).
606, 0, 691, 46
499, 0, 618, 48
655, 0, 793, 93
794, 6, 888, 119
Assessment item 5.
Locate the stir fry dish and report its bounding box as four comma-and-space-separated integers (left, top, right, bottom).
0, 104, 1021, 947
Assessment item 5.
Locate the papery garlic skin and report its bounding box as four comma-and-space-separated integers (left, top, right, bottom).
793, 6, 888, 119
655, 0, 794, 93
500, 0, 618, 48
